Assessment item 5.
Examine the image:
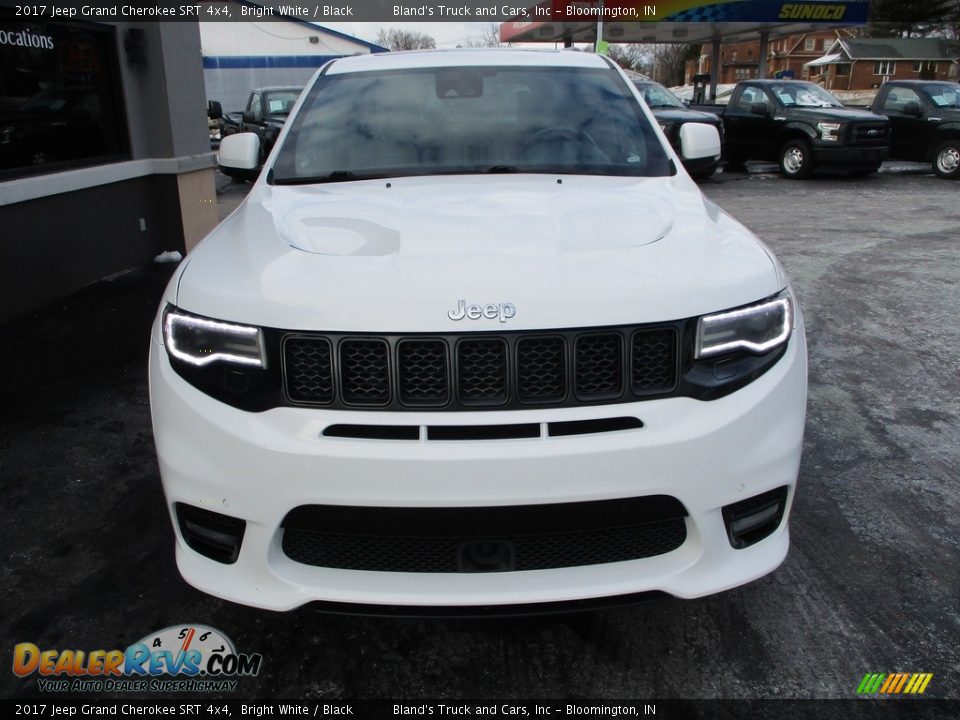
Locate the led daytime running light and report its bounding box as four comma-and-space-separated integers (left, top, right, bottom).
696, 296, 793, 359
163, 310, 264, 368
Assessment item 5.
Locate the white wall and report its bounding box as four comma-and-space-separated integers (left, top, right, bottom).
200, 20, 375, 58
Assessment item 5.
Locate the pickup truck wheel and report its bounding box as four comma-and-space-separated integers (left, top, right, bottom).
779, 139, 813, 179
932, 140, 960, 179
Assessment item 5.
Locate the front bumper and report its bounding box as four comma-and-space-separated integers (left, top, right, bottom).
812, 144, 888, 166
149, 321, 807, 612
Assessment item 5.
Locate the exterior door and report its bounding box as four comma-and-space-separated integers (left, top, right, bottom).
880, 86, 928, 161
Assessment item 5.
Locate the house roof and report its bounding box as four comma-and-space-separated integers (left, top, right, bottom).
832, 37, 960, 61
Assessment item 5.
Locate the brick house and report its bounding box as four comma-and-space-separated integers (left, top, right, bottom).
804, 38, 960, 91
686, 29, 855, 84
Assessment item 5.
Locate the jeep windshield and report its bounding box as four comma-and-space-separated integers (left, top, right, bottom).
271, 66, 672, 184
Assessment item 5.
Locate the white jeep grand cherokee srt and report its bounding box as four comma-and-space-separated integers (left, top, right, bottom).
149, 49, 807, 613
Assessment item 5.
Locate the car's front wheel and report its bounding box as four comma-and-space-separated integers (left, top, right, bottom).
932, 139, 960, 179
779, 139, 813, 179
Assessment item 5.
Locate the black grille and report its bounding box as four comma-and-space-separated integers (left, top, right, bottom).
281, 497, 688, 573
575, 333, 623, 399
517, 337, 565, 403
340, 339, 390, 405
632, 329, 678, 394
282, 325, 679, 411
457, 339, 508, 404
285, 337, 333, 403
852, 123, 888, 145
398, 340, 448, 406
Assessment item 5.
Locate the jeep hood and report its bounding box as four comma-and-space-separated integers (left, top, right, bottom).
175, 174, 783, 332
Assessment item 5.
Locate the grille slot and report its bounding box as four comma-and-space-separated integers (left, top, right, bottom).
516, 336, 566, 403
457, 338, 508, 405
284, 337, 333, 403
340, 339, 390, 405
631, 328, 678, 395
281, 324, 681, 411
575, 333, 623, 399
397, 339, 449, 406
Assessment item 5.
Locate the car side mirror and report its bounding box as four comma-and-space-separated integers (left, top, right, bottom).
680, 122, 722, 162
242, 110, 256, 124
207, 100, 222, 120
903, 102, 922, 117
750, 102, 770, 116
218, 132, 260, 171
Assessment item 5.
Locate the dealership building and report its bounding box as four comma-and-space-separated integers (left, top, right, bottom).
0, 10, 217, 324
0, 0, 383, 324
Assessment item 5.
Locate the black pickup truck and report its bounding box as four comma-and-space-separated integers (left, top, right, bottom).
220, 86, 302, 174
869, 80, 960, 179
691, 80, 890, 178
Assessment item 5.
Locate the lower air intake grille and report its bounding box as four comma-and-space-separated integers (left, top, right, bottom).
281, 497, 688, 573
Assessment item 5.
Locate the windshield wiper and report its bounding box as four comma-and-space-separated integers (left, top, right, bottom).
485, 165, 520, 173
273, 170, 373, 185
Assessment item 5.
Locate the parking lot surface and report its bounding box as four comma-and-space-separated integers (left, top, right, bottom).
2, 167, 958, 703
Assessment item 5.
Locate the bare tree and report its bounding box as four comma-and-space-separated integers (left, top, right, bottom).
865, 0, 958, 37
606, 44, 645, 71
462, 23, 503, 48
651, 44, 690, 87
376, 28, 437, 51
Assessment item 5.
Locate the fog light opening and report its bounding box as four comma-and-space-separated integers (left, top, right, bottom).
722, 487, 788, 549
175, 503, 246, 564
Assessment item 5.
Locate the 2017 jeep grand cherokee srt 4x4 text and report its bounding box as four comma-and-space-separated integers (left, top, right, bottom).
150, 50, 807, 613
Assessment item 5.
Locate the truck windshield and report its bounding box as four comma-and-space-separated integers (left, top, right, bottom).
634, 82, 685, 109
925, 83, 960, 107
771, 83, 843, 108
262, 90, 301, 116
271, 66, 672, 184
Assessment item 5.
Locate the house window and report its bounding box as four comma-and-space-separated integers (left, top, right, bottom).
835, 64, 851, 76
913, 61, 935, 73
805, 38, 816, 51
874, 61, 895, 75
0, 13, 129, 179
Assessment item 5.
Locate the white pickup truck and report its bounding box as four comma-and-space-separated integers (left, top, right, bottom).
150, 49, 807, 614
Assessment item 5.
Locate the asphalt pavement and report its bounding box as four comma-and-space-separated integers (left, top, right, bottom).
2, 166, 958, 706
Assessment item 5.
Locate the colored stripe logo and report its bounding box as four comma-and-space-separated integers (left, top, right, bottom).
857, 673, 933, 695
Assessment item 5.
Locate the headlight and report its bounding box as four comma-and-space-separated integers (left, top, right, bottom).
696, 291, 793, 359
163, 307, 265, 368
817, 122, 842, 142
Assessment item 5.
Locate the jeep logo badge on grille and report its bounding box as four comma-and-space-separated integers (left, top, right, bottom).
448, 300, 517, 323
